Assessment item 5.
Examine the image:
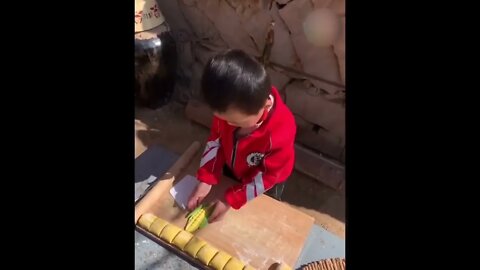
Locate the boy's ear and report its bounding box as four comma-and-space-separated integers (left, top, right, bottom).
265, 96, 273, 108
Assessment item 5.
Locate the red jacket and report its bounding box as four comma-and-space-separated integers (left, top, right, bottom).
196, 87, 296, 209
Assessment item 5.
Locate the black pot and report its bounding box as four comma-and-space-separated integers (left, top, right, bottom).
135, 23, 177, 109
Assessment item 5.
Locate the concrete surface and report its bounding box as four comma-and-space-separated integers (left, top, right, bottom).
295, 225, 345, 268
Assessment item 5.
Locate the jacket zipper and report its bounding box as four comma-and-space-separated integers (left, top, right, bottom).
231, 127, 253, 172
231, 129, 239, 169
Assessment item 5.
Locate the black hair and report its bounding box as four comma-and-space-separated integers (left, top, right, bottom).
201, 49, 271, 115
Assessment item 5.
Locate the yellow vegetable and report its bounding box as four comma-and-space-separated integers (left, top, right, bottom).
196, 244, 219, 265
140, 213, 255, 270
184, 236, 207, 258
171, 230, 194, 250
208, 251, 232, 270
185, 204, 210, 233
149, 218, 169, 236
223, 257, 245, 270
137, 213, 157, 230
160, 224, 182, 243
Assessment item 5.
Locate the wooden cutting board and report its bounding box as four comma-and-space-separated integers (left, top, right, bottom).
136, 163, 314, 269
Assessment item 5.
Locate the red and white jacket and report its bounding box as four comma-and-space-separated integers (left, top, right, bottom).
196, 87, 296, 209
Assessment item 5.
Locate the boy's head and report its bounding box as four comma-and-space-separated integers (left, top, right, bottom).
201, 49, 272, 128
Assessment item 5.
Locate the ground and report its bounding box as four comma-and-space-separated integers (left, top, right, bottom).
135, 102, 345, 239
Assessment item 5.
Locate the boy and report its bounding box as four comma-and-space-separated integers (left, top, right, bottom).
187, 49, 296, 222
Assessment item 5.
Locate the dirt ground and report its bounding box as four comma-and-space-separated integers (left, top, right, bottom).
135, 102, 345, 239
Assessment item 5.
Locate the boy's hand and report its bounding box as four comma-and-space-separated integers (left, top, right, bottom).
187, 182, 212, 211
208, 198, 230, 223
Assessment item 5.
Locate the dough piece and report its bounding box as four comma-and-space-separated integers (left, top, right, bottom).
223, 257, 245, 270
149, 218, 169, 236
172, 230, 194, 250
184, 236, 208, 258
137, 213, 157, 230
274, 263, 292, 270
208, 251, 232, 270
160, 224, 183, 243
196, 244, 219, 265
139, 214, 251, 270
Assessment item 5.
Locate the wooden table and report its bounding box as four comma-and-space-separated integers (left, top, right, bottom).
135, 142, 314, 269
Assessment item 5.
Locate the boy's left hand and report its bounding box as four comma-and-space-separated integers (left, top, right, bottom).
208, 198, 230, 223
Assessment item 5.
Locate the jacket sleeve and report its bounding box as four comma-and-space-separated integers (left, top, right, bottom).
196, 117, 225, 185
224, 130, 296, 209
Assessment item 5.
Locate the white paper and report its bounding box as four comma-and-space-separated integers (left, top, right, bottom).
169, 175, 200, 210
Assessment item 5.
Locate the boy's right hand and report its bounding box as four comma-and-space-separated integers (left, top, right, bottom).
187, 181, 212, 211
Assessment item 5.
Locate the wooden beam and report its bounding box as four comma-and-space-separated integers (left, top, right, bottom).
295, 144, 345, 192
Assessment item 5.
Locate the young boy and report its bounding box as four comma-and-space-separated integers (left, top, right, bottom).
187, 49, 296, 222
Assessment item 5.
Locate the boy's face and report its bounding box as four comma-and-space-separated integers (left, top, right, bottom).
214, 99, 273, 128
214, 108, 263, 128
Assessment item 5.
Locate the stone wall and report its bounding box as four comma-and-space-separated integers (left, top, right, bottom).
157, 0, 345, 163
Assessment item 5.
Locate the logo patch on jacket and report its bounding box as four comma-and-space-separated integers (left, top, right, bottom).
246, 152, 265, 167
